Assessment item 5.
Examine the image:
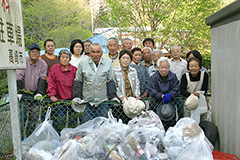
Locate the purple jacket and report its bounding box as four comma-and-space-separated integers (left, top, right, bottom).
150, 71, 180, 100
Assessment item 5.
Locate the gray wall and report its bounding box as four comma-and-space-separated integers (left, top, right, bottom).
211, 20, 240, 158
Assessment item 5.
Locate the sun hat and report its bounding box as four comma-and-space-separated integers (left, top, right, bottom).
156, 102, 176, 121
185, 94, 199, 110
123, 97, 145, 118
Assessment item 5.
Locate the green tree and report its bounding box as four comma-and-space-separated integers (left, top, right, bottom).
96, 0, 220, 54
22, 0, 92, 49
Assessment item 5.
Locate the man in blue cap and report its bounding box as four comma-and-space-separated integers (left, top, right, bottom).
16, 43, 48, 101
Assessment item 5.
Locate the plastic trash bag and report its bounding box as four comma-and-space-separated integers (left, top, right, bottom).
124, 126, 165, 159
128, 110, 165, 132
163, 117, 213, 160
22, 107, 59, 146
52, 139, 84, 160
60, 117, 109, 142
26, 140, 60, 160
22, 108, 59, 158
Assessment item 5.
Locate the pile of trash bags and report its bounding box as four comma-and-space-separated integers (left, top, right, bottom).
22, 107, 214, 160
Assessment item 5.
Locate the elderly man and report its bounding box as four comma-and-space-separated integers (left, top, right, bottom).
140, 47, 154, 69
16, 43, 48, 136
103, 37, 120, 68
83, 39, 92, 57
16, 43, 47, 100
148, 49, 163, 77
122, 38, 133, 51
169, 45, 187, 81
72, 43, 117, 122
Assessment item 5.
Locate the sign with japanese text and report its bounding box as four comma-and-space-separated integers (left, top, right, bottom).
0, 0, 26, 69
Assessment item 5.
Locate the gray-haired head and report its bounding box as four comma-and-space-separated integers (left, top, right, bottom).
153, 49, 163, 57
157, 57, 170, 68
59, 49, 72, 61
122, 38, 132, 45
170, 45, 181, 52
142, 47, 152, 52
107, 37, 119, 45
90, 43, 102, 51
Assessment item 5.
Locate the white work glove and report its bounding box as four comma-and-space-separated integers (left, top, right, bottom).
72, 97, 87, 113
110, 97, 121, 104
34, 93, 43, 101
17, 94, 22, 101
72, 97, 82, 104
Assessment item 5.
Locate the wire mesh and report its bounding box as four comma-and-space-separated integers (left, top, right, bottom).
0, 95, 212, 159
0, 102, 15, 160
18, 96, 187, 137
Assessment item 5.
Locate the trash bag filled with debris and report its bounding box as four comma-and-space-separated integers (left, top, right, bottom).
22, 108, 214, 160
22, 107, 60, 160
163, 117, 214, 160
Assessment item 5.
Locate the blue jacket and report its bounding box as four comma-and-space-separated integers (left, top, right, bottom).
150, 71, 180, 100
130, 62, 150, 96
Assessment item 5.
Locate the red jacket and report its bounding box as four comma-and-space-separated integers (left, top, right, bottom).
47, 63, 77, 100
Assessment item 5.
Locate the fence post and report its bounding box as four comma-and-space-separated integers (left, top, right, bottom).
7, 70, 22, 159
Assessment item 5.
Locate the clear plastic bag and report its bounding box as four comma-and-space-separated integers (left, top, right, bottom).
22, 107, 59, 146
52, 139, 83, 160
128, 110, 165, 132
27, 140, 60, 160
22, 107, 60, 158
163, 117, 213, 160
60, 117, 109, 142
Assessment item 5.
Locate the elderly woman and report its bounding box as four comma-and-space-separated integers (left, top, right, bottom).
69, 39, 86, 67
180, 57, 209, 98
130, 47, 150, 98
180, 57, 209, 121
113, 49, 140, 102
186, 50, 208, 73
150, 57, 180, 103
47, 49, 78, 132
47, 49, 77, 102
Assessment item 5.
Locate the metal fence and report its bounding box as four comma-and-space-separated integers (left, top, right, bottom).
0, 95, 212, 159
18, 96, 187, 137
0, 102, 15, 160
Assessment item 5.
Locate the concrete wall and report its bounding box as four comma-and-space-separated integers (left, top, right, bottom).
206, 1, 240, 157
211, 21, 240, 158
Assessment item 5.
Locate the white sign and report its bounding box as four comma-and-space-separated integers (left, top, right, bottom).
0, 0, 26, 69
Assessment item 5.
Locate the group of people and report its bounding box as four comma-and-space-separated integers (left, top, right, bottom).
16, 37, 209, 124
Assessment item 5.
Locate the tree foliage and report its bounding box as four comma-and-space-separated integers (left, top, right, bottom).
22, 0, 92, 49
96, 0, 220, 54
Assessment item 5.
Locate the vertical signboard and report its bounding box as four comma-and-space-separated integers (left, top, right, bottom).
0, 0, 26, 69
1, 0, 25, 159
